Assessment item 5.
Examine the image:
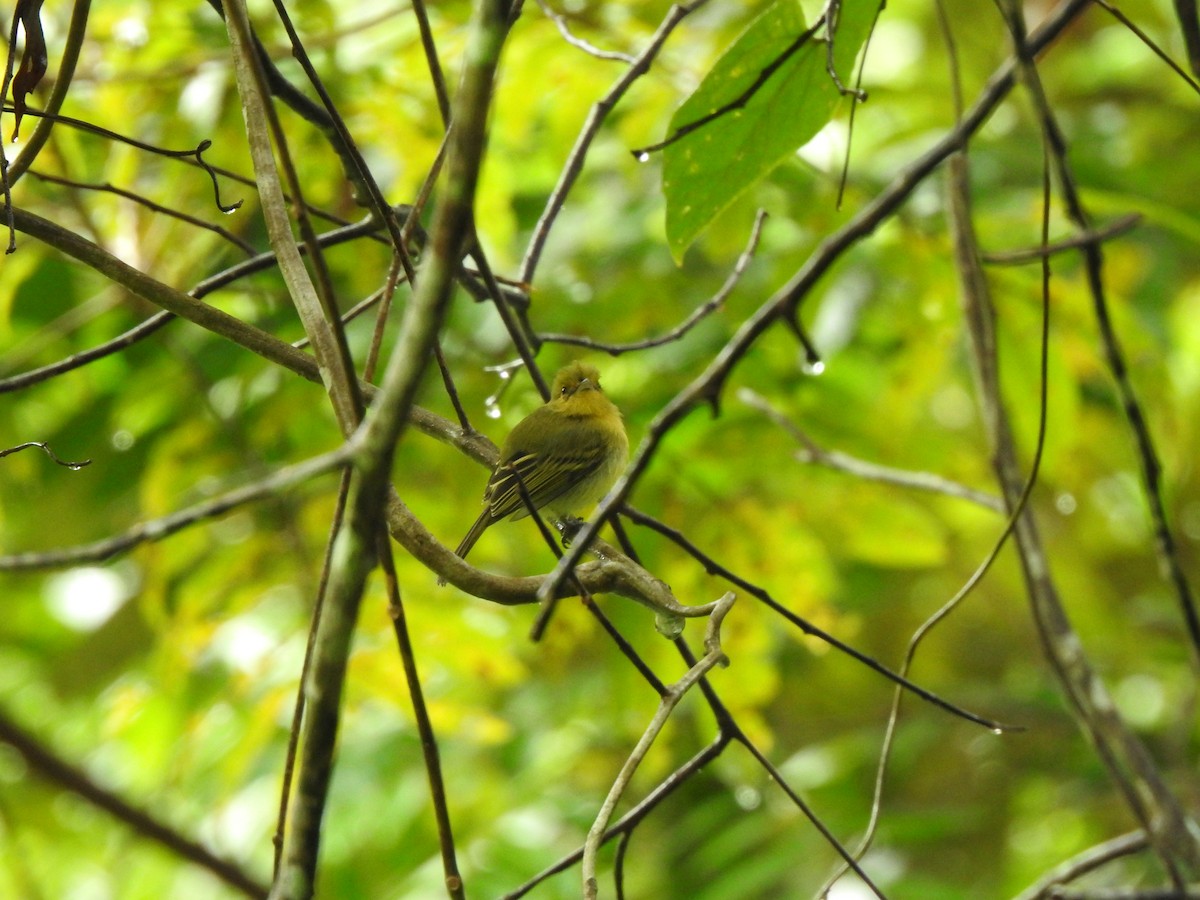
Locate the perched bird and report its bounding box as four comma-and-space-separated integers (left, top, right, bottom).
452, 361, 628, 566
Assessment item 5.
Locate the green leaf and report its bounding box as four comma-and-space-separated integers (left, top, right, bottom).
663, 0, 875, 260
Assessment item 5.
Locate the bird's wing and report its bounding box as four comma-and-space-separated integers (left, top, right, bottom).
485, 421, 611, 521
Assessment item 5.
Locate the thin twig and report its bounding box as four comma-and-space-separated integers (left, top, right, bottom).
835, 0, 884, 208
542, 210, 768, 354
535, 0, 636, 63
982, 212, 1142, 265
519, 0, 714, 285
1014, 830, 1149, 900
680, 635, 888, 898
293, 287, 387, 351
0, 440, 90, 469
0, 447, 351, 571
378, 539, 465, 898
467, 240, 549, 400
0, 212, 398, 395
584, 599, 670, 697
410, 0, 453, 126
620, 507, 1015, 732
1167, 0, 1200, 76
1092, 0, 1200, 93
0, 205, 463, 461
823, 0, 869, 100
29, 169, 258, 254
581, 593, 735, 899
736, 730, 887, 899
6, 106, 242, 212
738, 388, 1004, 511
499, 735, 730, 899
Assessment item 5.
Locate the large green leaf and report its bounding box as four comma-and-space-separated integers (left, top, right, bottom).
663, 0, 876, 259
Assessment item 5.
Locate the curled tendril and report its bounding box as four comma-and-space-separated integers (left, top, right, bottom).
188, 140, 242, 214
0, 107, 243, 215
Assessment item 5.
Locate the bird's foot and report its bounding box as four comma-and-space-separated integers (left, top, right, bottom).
557, 515, 586, 548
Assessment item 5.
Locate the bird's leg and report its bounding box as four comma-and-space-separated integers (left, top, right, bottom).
557, 516, 586, 548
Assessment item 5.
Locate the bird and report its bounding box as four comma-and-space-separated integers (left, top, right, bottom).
450, 361, 628, 569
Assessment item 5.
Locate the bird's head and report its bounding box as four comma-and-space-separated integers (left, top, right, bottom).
551, 361, 604, 399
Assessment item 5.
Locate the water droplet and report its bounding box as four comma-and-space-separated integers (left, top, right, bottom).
635, 151, 650, 163
991, 727, 1004, 736
804, 360, 826, 376
484, 399, 502, 419
654, 611, 684, 639
734, 786, 761, 810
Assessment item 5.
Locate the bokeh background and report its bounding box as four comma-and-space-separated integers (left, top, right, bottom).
2, 0, 1199, 897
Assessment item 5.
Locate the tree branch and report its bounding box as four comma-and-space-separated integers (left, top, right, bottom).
269, 1, 514, 895
0, 705, 268, 898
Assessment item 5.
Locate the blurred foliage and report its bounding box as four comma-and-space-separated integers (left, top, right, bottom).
1, 0, 1199, 898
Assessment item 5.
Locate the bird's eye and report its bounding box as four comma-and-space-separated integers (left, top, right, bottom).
560, 385, 569, 396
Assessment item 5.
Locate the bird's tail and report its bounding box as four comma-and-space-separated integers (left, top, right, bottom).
438, 510, 493, 587
455, 509, 493, 560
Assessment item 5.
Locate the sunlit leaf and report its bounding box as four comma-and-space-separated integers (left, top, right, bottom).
662, 0, 876, 260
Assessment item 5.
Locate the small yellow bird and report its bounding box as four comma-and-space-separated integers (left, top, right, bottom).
453, 361, 629, 564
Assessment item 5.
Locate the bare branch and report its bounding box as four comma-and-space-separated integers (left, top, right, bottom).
1093, 0, 1200, 91
536, 0, 636, 63
0, 440, 90, 469
0, 447, 351, 571
28, 169, 257, 254
620, 507, 1016, 732
500, 736, 730, 899
982, 212, 1143, 265
542, 210, 768, 354
224, 0, 362, 435
970, 3, 1200, 878
582, 593, 736, 899
6, 106, 242, 213
739, 388, 1004, 511
1014, 830, 1150, 900
0, 705, 268, 899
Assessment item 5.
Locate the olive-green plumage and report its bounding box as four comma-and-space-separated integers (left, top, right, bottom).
454, 361, 628, 562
